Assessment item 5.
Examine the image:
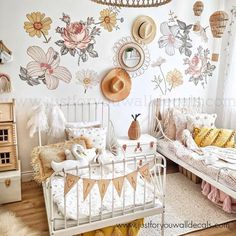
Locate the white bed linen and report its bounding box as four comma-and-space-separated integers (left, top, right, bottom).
51, 167, 154, 221
157, 139, 236, 191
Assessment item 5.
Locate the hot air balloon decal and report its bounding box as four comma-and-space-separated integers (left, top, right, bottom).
193, 1, 204, 17
209, 11, 229, 62
193, 1, 204, 32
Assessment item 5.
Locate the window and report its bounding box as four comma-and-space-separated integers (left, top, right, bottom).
0, 129, 9, 142
0, 152, 10, 164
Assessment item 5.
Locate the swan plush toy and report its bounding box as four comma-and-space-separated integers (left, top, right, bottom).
51, 144, 89, 175
181, 129, 203, 155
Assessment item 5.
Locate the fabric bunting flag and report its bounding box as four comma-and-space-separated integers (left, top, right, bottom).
112, 176, 125, 197
126, 171, 138, 191
139, 163, 151, 182
98, 179, 111, 200
64, 174, 80, 196
83, 178, 97, 200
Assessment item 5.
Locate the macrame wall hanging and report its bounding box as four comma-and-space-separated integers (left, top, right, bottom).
0, 73, 12, 93
0, 40, 13, 64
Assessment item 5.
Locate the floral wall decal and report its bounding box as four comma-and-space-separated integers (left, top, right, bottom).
55, 13, 101, 65
24, 12, 52, 43
75, 69, 99, 93
152, 57, 183, 95
19, 46, 72, 90
193, 22, 209, 43
99, 6, 124, 32
184, 46, 216, 88
158, 11, 193, 57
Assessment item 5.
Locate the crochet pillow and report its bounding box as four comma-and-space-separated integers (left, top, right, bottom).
31, 137, 93, 183
187, 113, 217, 133
193, 127, 236, 148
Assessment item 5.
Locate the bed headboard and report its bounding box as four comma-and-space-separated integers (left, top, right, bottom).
149, 97, 205, 136
58, 102, 110, 127
38, 102, 116, 148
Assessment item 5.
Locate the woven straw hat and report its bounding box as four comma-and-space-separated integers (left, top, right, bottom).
132, 16, 156, 44
101, 68, 132, 102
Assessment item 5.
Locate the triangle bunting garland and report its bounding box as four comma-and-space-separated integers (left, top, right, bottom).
64, 174, 80, 196
83, 178, 97, 200
112, 176, 125, 197
139, 163, 151, 182
126, 171, 138, 191
63, 164, 152, 199
98, 179, 111, 200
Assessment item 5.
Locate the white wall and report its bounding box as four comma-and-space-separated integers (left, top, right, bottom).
0, 0, 220, 177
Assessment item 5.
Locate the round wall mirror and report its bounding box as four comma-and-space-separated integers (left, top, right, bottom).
113, 37, 150, 78
118, 43, 145, 72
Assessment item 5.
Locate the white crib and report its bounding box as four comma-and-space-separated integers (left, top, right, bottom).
37, 102, 166, 236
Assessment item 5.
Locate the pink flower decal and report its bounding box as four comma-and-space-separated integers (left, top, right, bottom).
19, 46, 72, 90
55, 13, 101, 65
63, 22, 92, 50
184, 47, 216, 88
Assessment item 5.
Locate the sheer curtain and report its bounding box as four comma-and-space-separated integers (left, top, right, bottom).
222, 7, 236, 129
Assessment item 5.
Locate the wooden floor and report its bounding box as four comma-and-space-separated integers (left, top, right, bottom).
1, 162, 236, 236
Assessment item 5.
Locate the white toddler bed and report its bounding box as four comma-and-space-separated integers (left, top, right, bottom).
149, 97, 236, 199
34, 102, 166, 236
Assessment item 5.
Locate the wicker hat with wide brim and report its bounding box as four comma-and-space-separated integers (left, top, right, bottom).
101, 68, 132, 102
132, 15, 156, 44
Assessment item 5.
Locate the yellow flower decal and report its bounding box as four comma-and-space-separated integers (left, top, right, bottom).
166, 69, 183, 88
99, 9, 117, 32
24, 12, 52, 43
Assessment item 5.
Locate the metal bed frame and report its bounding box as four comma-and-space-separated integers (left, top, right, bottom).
37, 102, 166, 236
149, 97, 236, 199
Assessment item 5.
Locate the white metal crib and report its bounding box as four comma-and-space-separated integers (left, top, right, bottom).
38, 102, 166, 236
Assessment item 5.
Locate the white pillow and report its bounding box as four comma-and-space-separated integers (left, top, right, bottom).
66, 127, 107, 150
65, 121, 101, 129
186, 113, 217, 133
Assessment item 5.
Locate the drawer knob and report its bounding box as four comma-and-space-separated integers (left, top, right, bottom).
5, 179, 11, 187
122, 144, 127, 152
150, 141, 155, 148
134, 142, 142, 153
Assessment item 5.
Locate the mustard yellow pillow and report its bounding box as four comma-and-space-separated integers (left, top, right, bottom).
193, 127, 236, 148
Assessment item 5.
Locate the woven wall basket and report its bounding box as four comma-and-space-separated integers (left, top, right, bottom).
210, 11, 229, 38
91, 0, 172, 8
193, 1, 204, 16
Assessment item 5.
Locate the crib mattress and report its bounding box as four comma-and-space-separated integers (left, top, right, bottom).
157, 139, 236, 191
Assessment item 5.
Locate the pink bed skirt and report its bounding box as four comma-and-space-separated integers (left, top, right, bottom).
201, 181, 236, 214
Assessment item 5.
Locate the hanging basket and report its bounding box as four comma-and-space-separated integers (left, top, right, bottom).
91, 0, 172, 8
193, 1, 204, 16
210, 11, 229, 38
0, 73, 12, 93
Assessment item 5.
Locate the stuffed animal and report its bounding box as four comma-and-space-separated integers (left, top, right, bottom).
181, 129, 203, 155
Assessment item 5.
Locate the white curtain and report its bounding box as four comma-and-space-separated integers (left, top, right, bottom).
222, 7, 236, 129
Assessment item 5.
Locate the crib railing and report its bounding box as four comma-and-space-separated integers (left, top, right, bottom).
45, 154, 166, 236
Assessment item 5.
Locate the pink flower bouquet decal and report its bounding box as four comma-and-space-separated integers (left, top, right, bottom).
152, 57, 183, 95
184, 46, 216, 88
19, 46, 72, 90
55, 13, 101, 65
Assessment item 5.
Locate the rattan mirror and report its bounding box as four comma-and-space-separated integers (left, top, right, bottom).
113, 37, 150, 78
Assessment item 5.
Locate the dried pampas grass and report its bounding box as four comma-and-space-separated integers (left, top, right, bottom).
0, 210, 40, 236
0, 73, 12, 93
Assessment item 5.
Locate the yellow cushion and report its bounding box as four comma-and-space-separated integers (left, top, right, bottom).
82, 219, 144, 236
193, 127, 236, 148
